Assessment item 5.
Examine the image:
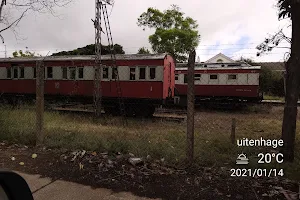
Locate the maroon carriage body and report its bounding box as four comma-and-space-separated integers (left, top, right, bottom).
0, 53, 175, 116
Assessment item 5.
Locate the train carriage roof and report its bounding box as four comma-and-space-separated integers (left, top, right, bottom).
0, 53, 170, 62
176, 66, 261, 71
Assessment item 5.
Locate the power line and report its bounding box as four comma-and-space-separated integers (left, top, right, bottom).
1, 42, 290, 52
0, 43, 289, 56
2, 47, 288, 52
0, 49, 288, 55
0, 42, 281, 52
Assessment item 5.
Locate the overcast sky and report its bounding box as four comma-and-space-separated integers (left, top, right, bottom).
0, 0, 291, 62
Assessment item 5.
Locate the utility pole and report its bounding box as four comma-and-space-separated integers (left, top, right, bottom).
4, 45, 6, 58
93, 0, 127, 125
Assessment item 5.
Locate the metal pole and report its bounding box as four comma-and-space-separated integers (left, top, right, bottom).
186, 50, 196, 165
94, 0, 103, 118
4, 45, 6, 58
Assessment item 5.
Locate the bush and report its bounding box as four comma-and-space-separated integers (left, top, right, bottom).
260, 67, 285, 97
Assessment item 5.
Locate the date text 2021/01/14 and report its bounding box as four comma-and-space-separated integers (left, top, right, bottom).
230, 168, 284, 177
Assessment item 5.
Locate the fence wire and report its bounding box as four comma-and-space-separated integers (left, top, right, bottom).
0, 58, 298, 177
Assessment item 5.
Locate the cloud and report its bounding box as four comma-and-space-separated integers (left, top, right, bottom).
0, 0, 290, 62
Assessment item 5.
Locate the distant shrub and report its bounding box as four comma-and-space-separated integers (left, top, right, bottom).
260, 67, 285, 97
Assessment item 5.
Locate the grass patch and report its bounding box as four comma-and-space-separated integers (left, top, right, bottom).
263, 94, 285, 101
2, 105, 300, 180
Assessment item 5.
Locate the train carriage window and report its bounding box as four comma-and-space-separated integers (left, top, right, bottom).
149, 67, 156, 79
62, 67, 67, 79
175, 74, 179, 81
78, 67, 84, 79
112, 67, 118, 80
33, 67, 36, 79
139, 67, 146, 80
6, 68, 11, 79
210, 74, 218, 80
184, 74, 188, 83
47, 67, 53, 79
13, 67, 18, 79
103, 67, 109, 79
195, 74, 201, 81
69, 67, 76, 80
130, 67, 135, 80
19, 67, 24, 79
228, 74, 237, 80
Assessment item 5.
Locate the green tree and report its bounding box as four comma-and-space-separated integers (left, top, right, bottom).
280, 0, 300, 162
257, 0, 300, 162
137, 5, 200, 62
257, 0, 300, 161
51, 44, 125, 56
236, 57, 255, 65
259, 67, 285, 97
137, 47, 150, 54
12, 50, 40, 57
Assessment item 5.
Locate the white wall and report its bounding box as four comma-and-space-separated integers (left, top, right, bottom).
0, 65, 165, 83
84, 66, 94, 80
176, 73, 259, 85
247, 74, 259, 85
0, 68, 6, 79
49, 65, 165, 81
206, 55, 234, 63
53, 67, 61, 80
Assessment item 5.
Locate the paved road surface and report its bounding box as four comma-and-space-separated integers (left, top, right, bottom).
16, 171, 159, 200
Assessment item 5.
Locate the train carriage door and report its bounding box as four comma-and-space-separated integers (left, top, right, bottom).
12, 65, 18, 80
68, 66, 78, 96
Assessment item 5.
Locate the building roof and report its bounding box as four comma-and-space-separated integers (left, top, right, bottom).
253, 62, 285, 71
205, 53, 236, 63
176, 62, 250, 68
0, 53, 168, 62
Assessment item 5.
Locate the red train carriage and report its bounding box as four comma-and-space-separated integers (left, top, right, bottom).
174, 66, 262, 105
0, 53, 175, 117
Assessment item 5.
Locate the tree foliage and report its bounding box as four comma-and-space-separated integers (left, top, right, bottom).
256, 0, 293, 57
236, 57, 255, 65
278, 0, 292, 19
276, 0, 300, 162
259, 67, 285, 97
51, 44, 125, 56
12, 50, 40, 57
0, 0, 73, 43
137, 47, 150, 54
137, 5, 200, 62
256, 28, 291, 57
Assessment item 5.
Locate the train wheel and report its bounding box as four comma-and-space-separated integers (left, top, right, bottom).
146, 105, 156, 117
135, 105, 155, 118
124, 106, 135, 117
104, 106, 120, 116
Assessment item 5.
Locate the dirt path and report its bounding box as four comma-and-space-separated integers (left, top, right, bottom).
0, 142, 298, 200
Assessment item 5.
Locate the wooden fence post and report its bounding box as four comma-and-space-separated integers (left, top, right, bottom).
187, 50, 196, 165
231, 118, 236, 144
36, 60, 44, 146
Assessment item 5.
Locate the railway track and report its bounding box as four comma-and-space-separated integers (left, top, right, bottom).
42, 99, 295, 124
49, 106, 186, 123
